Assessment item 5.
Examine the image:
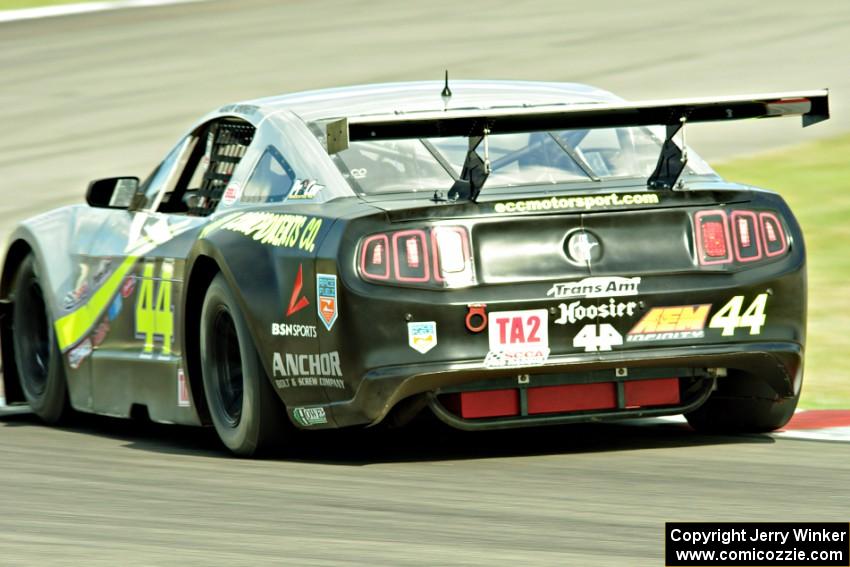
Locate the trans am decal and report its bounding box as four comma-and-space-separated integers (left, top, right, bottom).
547, 276, 641, 300
493, 192, 660, 214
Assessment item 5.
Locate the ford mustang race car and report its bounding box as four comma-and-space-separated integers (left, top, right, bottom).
0, 81, 829, 455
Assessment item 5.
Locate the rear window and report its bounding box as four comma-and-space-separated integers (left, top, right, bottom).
323, 126, 715, 196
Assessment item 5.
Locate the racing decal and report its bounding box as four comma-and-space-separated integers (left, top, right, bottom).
317, 273, 338, 331
555, 299, 638, 325
67, 338, 93, 370
177, 368, 191, 407
547, 276, 641, 300
708, 294, 768, 336
287, 179, 323, 200
91, 320, 110, 347
63, 279, 90, 311
493, 192, 660, 215
286, 264, 309, 316
408, 321, 437, 354
108, 295, 123, 321
573, 324, 623, 352
485, 309, 550, 369
292, 407, 327, 427
134, 260, 175, 355
221, 183, 241, 206
120, 276, 136, 298
92, 259, 112, 287
205, 212, 323, 252
626, 304, 711, 343
465, 304, 487, 333
55, 217, 197, 353
272, 351, 344, 390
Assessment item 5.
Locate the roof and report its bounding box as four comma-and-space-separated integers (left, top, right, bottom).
242, 80, 621, 122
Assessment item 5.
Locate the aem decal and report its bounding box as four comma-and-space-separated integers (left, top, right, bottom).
408, 321, 437, 354
485, 309, 550, 369
209, 212, 323, 252
272, 351, 344, 390
555, 299, 638, 325
547, 276, 641, 300
626, 304, 711, 342
494, 193, 660, 214
709, 294, 768, 336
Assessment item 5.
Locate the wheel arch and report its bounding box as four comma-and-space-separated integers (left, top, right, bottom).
183, 254, 221, 425
0, 238, 34, 405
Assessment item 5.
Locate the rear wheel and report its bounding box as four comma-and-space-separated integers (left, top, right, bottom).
200, 273, 286, 456
11, 255, 70, 423
685, 372, 800, 433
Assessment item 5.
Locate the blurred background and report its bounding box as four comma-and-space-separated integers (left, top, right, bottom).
1, 1, 848, 565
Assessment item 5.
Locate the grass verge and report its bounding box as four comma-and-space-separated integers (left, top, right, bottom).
716, 135, 850, 408
0, 0, 96, 10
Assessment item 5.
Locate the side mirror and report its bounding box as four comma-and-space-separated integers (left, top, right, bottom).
86, 177, 139, 209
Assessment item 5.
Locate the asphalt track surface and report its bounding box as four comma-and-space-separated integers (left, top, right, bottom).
1, 1, 850, 565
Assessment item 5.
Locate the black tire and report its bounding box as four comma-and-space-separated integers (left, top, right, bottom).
200, 273, 286, 456
11, 255, 70, 424
685, 372, 799, 433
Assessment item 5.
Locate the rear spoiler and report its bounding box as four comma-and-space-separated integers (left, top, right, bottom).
325, 89, 829, 197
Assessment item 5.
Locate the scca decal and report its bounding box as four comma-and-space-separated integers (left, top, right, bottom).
208, 212, 323, 252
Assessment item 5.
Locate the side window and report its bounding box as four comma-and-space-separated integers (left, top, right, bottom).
241, 146, 297, 204
142, 117, 256, 216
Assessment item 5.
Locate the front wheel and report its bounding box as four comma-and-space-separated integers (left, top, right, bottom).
200, 273, 287, 456
11, 255, 70, 423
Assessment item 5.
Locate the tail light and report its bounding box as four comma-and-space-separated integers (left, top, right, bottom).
694, 210, 732, 265
694, 209, 788, 267
360, 226, 474, 287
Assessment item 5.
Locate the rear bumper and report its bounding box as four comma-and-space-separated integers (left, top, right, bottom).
313, 341, 802, 430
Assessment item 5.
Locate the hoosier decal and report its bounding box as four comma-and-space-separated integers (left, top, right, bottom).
626, 304, 711, 342
555, 299, 638, 325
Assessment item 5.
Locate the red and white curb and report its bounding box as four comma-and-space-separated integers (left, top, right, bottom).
651, 410, 850, 443
0, 0, 205, 24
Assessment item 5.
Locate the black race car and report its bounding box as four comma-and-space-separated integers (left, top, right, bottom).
0, 81, 829, 455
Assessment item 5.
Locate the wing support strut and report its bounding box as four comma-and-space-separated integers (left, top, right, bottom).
647, 116, 689, 190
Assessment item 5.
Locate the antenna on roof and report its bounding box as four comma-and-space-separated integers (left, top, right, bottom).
441, 70, 452, 98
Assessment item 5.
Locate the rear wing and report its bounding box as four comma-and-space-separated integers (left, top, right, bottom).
325, 89, 829, 197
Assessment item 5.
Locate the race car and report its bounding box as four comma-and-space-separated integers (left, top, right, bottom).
0, 80, 829, 456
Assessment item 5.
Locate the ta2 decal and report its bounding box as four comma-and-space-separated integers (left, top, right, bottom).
485, 309, 549, 368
